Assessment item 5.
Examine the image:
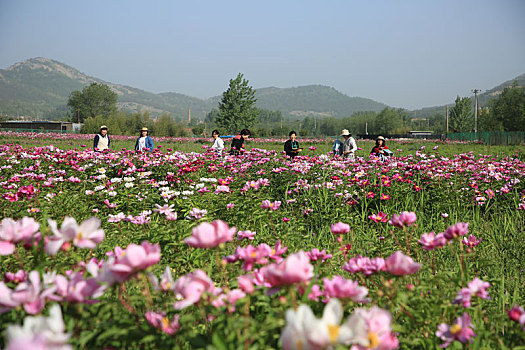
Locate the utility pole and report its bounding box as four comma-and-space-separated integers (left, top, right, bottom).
472, 89, 480, 134
365, 122, 368, 135
446, 106, 449, 133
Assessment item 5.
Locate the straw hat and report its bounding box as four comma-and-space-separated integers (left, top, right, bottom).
141, 127, 149, 132
376, 136, 385, 140
100, 125, 108, 130
341, 129, 351, 136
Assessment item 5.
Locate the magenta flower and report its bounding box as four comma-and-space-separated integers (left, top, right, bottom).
330, 222, 350, 235
4, 270, 27, 283
306, 248, 333, 262
388, 211, 417, 228
368, 212, 388, 223
226, 202, 235, 209
237, 230, 256, 241
237, 274, 255, 293
384, 251, 421, 276
185, 220, 236, 248
260, 251, 313, 287
436, 313, 476, 348
11, 271, 48, 314
508, 305, 525, 329
322, 275, 369, 303
0, 217, 40, 255
145, 311, 180, 335
462, 234, 481, 248
173, 269, 221, 309
443, 222, 469, 240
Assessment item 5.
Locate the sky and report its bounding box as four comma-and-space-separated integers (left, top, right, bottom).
1, 0, 524, 110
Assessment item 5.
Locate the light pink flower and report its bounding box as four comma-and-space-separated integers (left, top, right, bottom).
0, 217, 40, 255
384, 251, 421, 276
322, 276, 369, 303
173, 269, 220, 309
261, 200, 281, 211
110, 241, 161, 283
184, 220, 236, 248
418, 232, 447, 250
145, 311, 180, 335
226, 203, 235, 210
237, 230, 256, 241
330, 222, 350, 235
260, 251, 313, 287
238, 274, 255, 293
388, 211, 417, 228
342, 256, 385, 276
346, 306, 399, 350
462, 234, 481, 248
306, 248, 332, 262
188, 208, 207, 219
46, 217, 105, 255
436, 313, 476, 348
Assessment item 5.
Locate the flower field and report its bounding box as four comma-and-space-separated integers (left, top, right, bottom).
1, 132, 524, 349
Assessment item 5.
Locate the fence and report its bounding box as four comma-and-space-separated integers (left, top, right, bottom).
446, 131, 525, 145
0, 128, 79, 134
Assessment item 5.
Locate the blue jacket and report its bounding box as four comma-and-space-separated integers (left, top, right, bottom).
135, 136, 154, 152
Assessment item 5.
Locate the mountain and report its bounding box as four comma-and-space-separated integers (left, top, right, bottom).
410, 73, 525, 118
0, 57, 386, 120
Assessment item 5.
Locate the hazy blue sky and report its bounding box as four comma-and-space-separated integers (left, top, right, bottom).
1, 0, 524, 109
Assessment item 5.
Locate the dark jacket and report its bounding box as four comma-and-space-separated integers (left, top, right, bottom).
135, 136, 154, 152
230, 135, 245, 155
284, 139, 300, 158
93, 134, 110, 150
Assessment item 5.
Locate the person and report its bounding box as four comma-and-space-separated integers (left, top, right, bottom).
93, 125, 110, 151
332, 138, 343, 157
209, 129, 224, 156
370, 136, 393, 160
230, 129, 251, 155
284, 131, 302, 159
135, 127, 154, 152
341, 129, 357, 160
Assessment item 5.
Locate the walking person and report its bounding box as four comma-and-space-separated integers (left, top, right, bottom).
209, 129, 225, 156
93, 125, 110, 151
341, 129, 357, 160
284, 131, 302, 159
230, 129, 251, 155
135, 127, 154, 152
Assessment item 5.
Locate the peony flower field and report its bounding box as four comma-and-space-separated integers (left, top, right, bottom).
0, 131, 524, 349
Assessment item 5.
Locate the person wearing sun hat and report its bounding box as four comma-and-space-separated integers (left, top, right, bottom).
93, 125, 110, 151
370, 135, 393, 160
135, 127, 154, 152
341, 129, 357, 160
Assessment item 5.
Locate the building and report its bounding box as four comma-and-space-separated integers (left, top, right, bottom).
0, 121, 75, 132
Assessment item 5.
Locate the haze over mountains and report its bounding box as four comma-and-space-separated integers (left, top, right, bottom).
0, 57, 523, 121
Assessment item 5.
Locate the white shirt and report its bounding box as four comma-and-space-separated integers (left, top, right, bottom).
210, 137, 224, 155
343, 137, 357, 159
138, 137, 146, 151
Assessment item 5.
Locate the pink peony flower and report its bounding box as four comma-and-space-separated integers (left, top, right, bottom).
184, 220, 236, 248
462, 234, 481, 248
443, 222, 469, 240
173, 269, 220, 309
368, 212, 388, 223
388, 211, 417, 228
330, 222, 350, 235
418, 232, 447, 250
322, 275, 369, 303
306, 248, 332, 262
260, 251, 313, 287
261, 200, 281, 211
346, 306, 399, 350
237, 230, 256, 241
109, 241, 161, 283
384, 251, 421, 276
342, 256, 385, 276
46, 217, 105, 255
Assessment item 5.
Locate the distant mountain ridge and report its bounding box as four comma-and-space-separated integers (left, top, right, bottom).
0, 57, 523, 120
0, 57, 387, 120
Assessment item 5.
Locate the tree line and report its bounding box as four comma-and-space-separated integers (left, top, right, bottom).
67, 78, 525, 138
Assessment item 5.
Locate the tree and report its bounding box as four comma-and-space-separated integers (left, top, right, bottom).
67, 83, 118, 123
375, 108, 407, 134
449, 96, 472, 132
488, 82, 525, 131
216, 73, 259, 133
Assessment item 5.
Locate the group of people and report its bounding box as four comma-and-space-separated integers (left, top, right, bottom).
93, 125, 154, 152
94, 124, 393, 161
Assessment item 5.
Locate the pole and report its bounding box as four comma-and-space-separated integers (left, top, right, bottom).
365, 122, 368, 135
446, 106, 449, 133
472, 89, 480, 134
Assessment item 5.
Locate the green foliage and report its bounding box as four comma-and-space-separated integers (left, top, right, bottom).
67, 82, 118, 122
449, 96, 473, 132
487, 82, 525, 131
216, 73, 259, 133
